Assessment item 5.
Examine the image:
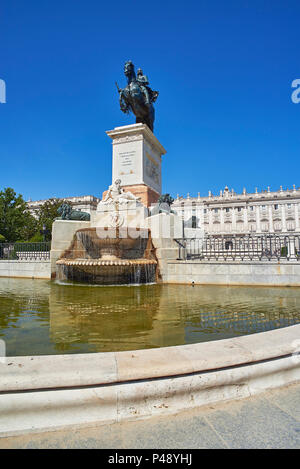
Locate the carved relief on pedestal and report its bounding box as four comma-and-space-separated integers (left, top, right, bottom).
145, 157, 160, 185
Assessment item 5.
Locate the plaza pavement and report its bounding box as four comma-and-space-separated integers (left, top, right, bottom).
1, 382, 300, 449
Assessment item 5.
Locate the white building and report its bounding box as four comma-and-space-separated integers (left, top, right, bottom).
172, 185, 300, 236
27, 195, 101, 218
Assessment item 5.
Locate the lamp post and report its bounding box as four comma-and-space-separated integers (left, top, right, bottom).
40, 224, 49, 242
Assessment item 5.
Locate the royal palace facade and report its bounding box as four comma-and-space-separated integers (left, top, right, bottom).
172, 185, 300, 236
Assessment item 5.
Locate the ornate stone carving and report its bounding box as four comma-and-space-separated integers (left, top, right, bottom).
109, 211, 124, 227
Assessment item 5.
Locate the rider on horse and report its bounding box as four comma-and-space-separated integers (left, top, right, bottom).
116, 61, 159, 132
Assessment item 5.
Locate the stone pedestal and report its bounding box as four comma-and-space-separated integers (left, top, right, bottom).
106, 124, 166, 207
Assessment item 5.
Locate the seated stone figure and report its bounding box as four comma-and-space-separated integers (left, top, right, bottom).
57, 203, 90, 221
100, 179, 141, 205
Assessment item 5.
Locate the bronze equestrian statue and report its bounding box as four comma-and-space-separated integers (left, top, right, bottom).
116, 61, 159, 132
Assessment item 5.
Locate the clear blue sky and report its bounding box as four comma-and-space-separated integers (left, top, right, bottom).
0, 0, 299, 201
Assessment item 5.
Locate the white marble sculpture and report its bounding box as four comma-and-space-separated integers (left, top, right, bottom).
100, 179, 141, 205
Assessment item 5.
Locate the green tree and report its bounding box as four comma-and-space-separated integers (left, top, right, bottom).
37, 198, 63, 241
0, 188, 38, 242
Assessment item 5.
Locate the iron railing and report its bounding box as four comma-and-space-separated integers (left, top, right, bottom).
175, 234, 300, 262
0, 242, 51, 261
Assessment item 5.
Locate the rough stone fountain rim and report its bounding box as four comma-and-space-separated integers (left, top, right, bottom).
2, 323, 300, 393
56, 259, 157, 266
1, 324, 300, 438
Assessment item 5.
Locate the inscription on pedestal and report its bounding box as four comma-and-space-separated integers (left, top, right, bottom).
117, 150, 136, 176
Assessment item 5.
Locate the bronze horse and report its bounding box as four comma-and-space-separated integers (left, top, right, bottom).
116, 61, 158, 132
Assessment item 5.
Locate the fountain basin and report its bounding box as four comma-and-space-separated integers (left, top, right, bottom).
56, 226, 158, 284
56, 259, 157, 266
56, 259, 157, 285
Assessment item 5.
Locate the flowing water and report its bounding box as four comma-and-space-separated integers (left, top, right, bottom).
56, 227, 157, 285
1, 278, 300, 356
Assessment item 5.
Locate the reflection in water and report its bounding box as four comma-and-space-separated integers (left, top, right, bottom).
0, 278, 300, 356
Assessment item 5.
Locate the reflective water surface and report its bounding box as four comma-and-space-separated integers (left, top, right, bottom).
0, 278, 300, 356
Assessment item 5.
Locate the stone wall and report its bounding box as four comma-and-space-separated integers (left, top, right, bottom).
0, 261, 51, 279
164, 260, 300, 286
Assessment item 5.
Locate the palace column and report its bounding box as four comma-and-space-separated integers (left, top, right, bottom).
281, 204, 287, 232
220, 208, 225, 233
208, 208, 213, 233
295, 204, 300, 231
197, 205, 204, 231
268, 205, 274, 233
231, 208, 236, 233
244, 206, 248, 233
256, 206, 261, 233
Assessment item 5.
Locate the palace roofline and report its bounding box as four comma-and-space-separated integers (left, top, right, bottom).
173, 185, 300, 205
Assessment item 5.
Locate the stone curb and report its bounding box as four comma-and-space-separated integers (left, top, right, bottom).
1, 324, 300, 392
1, 325, 300, 437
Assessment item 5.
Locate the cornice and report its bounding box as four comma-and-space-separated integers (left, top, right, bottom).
106, 123, 166, 155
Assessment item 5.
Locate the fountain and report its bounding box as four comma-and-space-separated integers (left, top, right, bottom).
56, 184, 158, 285
56, 227, 157, 285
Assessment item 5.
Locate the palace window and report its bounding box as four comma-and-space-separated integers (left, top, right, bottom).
274, 221, 282, 231
274, 204, 278, 210
225, 241, 233, 250
214, 208, 218, 213
287, 221, 295, 231
225, 207, 230, 213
